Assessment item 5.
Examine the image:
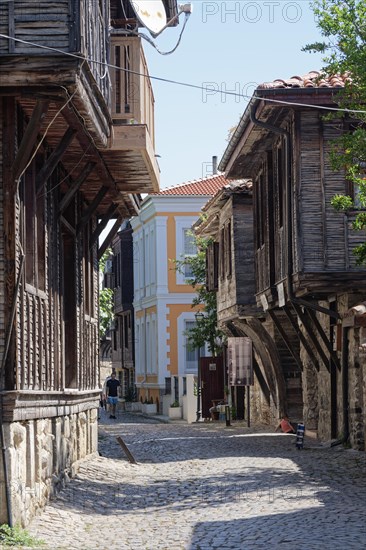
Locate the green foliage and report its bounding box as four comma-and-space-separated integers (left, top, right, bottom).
99, 248, 114, 338
305, 0, 366, 264
0, 524, 44, 547
123, 386, 137, 402
174, 233, 226, 355
170, 400, 180, 408
331, 194, 354, 211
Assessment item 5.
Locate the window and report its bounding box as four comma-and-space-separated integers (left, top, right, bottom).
165, 377, 172, 395
219, 222, 232, 280
183, 229, 196, 279
276, 146, 284, 227
206, 241, 219, 291
22, 160, 46, 290
255, 174, 265, 248
185, 321, 204, 371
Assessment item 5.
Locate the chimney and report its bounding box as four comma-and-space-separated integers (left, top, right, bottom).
212, 155, 218, 175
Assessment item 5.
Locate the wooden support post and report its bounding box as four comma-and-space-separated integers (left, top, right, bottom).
76, 186, 109, 234
306, 307, 341, 371
283, 305, 320, 371
12, 99, 50, 181
268, 310, 303, 371
116, 436, 137, 464
36, 127, 77, 193
292, 302, 331, 373
90, 204, 119, 248
97, 215, 122, 260
58, 161, 96, 214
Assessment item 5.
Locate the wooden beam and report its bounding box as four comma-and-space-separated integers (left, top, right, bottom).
116, 436, 137, 464
291, 302, 330, 373
12, 99, 50, 181
60, 216, 76, 236
76, 186, 109, 234
62, 106, 116, 190
98, 215, 122, 260
306, 307, 341, 371
292, 297, 340, 320
268, 310, 303, 371
90, 203, 119, 248
58, 161, 96, 214
36, 127, 77, 193
283, 305, 320, 371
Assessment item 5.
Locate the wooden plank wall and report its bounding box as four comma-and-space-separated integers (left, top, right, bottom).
299, 110, 366, 274
323, 119, 348, 270
299, 111, 325, 272
0, 1, 71, 54
0, 100, 4, 381
232, 196, 256, 310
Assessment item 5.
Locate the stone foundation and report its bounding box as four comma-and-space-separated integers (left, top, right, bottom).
0, 407, 98, 526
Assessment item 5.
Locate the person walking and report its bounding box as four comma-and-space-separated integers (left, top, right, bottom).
106, 371, 121, 419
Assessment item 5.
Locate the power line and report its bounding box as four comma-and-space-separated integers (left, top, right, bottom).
1, 33, 366, 115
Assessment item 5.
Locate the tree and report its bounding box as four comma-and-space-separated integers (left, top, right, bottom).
174, 233, 225, 355
99, 249, 114, 338
304, 0, 366, 263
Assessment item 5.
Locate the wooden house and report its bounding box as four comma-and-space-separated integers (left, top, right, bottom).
109, 221, 135, 398
196, 179, 301, 423
219, 71, 366, 449
0, 0, 178, 525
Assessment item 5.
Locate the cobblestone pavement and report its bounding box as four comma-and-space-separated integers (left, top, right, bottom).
25, 410, 366, 550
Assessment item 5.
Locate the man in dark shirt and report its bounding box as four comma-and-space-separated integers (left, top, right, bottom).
106, 372, 121, 419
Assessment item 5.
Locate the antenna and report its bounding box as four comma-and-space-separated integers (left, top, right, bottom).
130, 0, 167, 37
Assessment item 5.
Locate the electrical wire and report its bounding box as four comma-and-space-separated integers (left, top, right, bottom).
39, 142, 93, 197
137, 13, 191, 55
1, 33, 366, 115
15, 79, 82, 186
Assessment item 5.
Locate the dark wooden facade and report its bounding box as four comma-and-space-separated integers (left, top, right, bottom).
0, 0, 176, 525
197, 180, 302, 423
220, 73, 366, 448
110, 221, 135, 398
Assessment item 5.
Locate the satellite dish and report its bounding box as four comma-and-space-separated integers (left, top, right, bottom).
131, 0, 167, 37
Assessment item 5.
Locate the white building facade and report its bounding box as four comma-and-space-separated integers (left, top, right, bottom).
130, 176, 227, 419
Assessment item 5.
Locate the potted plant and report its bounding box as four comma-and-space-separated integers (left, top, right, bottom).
142, 397, 157, 415
168, 400, 182, 419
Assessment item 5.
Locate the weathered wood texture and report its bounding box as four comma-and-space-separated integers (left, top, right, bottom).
0, 0, 110, 107
254, 109, 366, 298
1, 101, 99, 394
217, 196, 257, 319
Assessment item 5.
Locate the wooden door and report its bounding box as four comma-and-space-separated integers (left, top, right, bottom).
201, 355, 224, 418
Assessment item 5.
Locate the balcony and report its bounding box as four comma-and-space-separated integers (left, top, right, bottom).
103, 36, 160, 194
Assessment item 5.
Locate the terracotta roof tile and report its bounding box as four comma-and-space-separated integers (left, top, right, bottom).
152, 174, 229, 196
258, 71, 350, 90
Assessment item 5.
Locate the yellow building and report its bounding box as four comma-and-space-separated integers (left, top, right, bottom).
131, 175, 227, 417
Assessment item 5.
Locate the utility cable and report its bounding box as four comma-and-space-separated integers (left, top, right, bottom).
1, 33, 366, 115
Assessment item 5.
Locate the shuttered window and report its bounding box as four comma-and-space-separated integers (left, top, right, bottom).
206, 241, 219, 291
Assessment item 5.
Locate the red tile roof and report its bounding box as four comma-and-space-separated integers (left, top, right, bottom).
258, 71, 351, 90
153, 174, 229, 196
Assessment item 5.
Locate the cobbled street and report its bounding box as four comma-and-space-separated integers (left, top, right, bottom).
26, 412, 366, 550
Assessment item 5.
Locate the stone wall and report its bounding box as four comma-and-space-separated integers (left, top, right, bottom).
0, 408, 98, 526
300, 293, 365, 450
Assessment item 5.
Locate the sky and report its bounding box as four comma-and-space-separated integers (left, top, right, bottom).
142, 0, 325, 188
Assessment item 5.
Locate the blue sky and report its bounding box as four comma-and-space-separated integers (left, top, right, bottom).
143, 0, 325, 188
